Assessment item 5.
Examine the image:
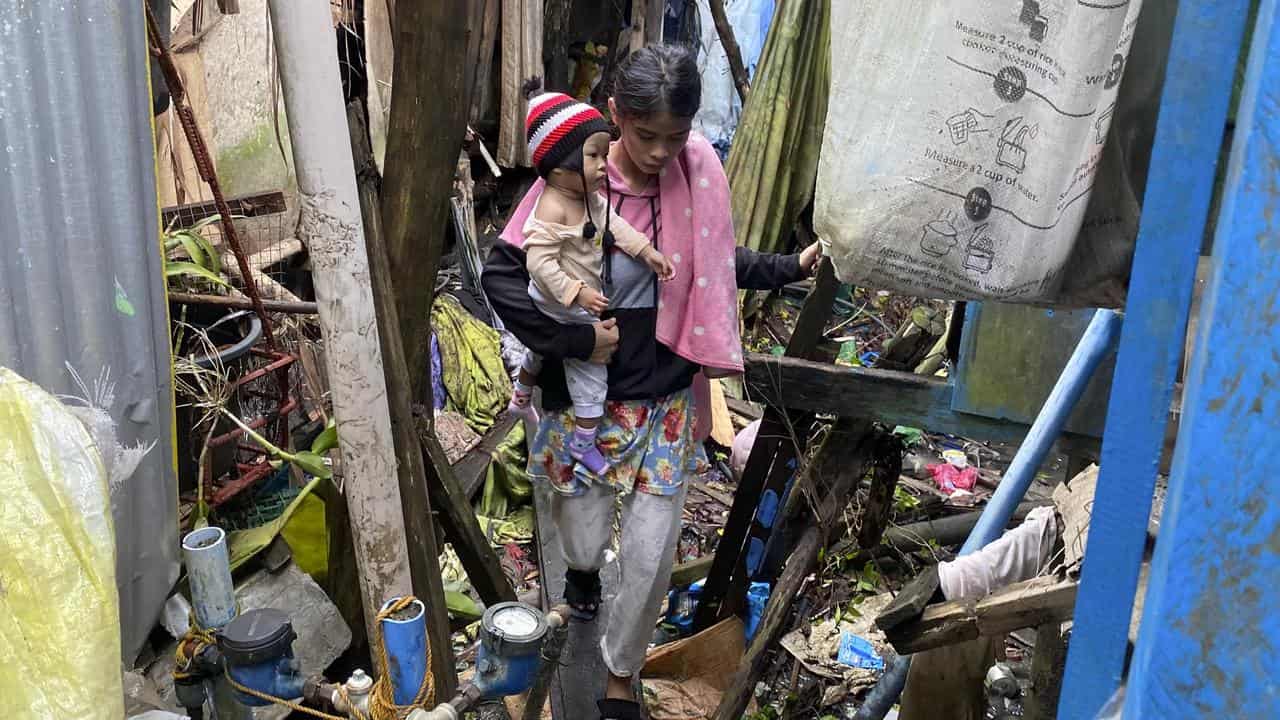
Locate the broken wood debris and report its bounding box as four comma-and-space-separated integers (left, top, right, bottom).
884, 575, 1078, 655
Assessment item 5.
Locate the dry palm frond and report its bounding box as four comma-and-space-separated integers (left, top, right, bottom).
173, 322, 237, 524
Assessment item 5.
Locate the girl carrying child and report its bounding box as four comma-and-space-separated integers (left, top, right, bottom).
484, 45, 820, 720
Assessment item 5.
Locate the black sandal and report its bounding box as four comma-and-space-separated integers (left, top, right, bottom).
564, 568, 602, 621
597, 699, 643, 720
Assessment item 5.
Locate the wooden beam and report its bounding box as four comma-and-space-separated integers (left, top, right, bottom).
543, 0, 575, 92
381, 0, 471, 403
629, 0, 647, 54
670, 555, 714, 588
168, 291, 319, 315
859, 432, 903, 550
348, 101, 457, 697
421, 436, 517, 606
885, 576, 1078, 655
469, 0, 500, 123
745, 352, 1103, 456
645, 0, 664, 45
455, 413, 521, 499
693, 258, 839, 631
160, 190, 286, 228
708, 0, 750, 102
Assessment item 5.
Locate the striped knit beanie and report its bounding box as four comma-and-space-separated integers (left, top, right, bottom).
526, 91, 611, 178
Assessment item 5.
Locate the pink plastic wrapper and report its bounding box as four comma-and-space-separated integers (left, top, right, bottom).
928, 463, 979, 494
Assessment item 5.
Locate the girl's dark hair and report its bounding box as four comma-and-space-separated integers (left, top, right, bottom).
613, 44, 701, 119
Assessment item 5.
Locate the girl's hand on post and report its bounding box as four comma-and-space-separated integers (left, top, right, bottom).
799, 241, 822, 276
643, 248, 676, 281
591, 318, 620, 364
576, 286, 610, 316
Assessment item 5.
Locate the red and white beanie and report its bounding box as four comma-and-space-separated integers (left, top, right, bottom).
526, 91, 611, 177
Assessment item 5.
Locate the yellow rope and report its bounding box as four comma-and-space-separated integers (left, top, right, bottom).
177, 596, 435, 720
223, 673, 348, 720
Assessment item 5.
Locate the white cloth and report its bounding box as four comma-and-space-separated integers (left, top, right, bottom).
938, 506, 1058, 601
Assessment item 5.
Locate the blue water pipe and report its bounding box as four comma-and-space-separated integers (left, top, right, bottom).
381, 597, 429, 705
855, 309, 1123, 720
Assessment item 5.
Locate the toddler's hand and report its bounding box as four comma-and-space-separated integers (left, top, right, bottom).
576, 286, 610, 316
643, 248, 676, 281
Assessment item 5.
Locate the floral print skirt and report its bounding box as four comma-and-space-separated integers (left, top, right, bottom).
528, 388, 707, 497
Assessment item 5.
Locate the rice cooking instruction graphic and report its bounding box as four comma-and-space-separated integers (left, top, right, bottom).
815, 0, 1147, 302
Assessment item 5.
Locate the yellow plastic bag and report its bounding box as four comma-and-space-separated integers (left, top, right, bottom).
0, 368, 123, 719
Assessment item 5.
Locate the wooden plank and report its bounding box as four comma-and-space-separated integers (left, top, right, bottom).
160, 190, 286, 227
875, 566, 941, 634
710, 419, 878, 720
469, 0, 500, 123
858, 432, 903, 550
497, 0, 524, 167
691, 480, 735, 508
1028, 621, 1069, 720
724, 396, 762, 421
381, 0, 471, 404
543, 0, 574, 92
886, 576, 1078, 655
348, 101, 458, 696
422, 435, 517, 607
669, 555, 713, 588
745, 352, 1104, 456
455, 413, 521, 499
629, 0, 647, 54
693, 258, 840, 631
168, 292, 319, 315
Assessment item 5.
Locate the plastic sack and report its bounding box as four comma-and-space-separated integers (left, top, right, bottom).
0, 368, 123, 719
815, 0, 1176, 306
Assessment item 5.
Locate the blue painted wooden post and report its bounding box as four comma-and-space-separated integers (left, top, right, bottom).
1124, 2, 1280, 714
1059, 1, 1255, 717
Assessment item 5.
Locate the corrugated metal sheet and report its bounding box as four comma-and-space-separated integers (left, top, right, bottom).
0, 1, 179, 662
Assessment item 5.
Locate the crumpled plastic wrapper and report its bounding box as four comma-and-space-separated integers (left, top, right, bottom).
779, 592, 896, 707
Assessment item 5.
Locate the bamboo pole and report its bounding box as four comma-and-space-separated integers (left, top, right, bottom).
266, 0, 412, 645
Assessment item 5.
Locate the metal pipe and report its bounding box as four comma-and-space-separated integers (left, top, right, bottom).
856, 309, 1123, 720
381, 598, 428, 705
522, 606, 571, 720
182, 527, 236, 630
962, 309, 1121, 553
180, 527, 252, 720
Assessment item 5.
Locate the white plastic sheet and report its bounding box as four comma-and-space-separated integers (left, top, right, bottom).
815, 1, 1173, 306
692, 0, 776, 154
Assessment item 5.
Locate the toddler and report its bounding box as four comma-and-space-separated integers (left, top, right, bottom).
507, 86, 674, 473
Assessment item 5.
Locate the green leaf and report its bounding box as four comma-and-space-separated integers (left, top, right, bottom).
166, 261, 230, 288
114, 279, 136, 317
311, 420, 339, 455
445, 590, 482, 621
171, 230, 206, 267
288, 451, 333, 480
892, 425, 925, 447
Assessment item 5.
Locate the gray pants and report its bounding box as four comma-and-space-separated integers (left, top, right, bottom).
527, 282, 608, 418
552, 482, 688, 677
